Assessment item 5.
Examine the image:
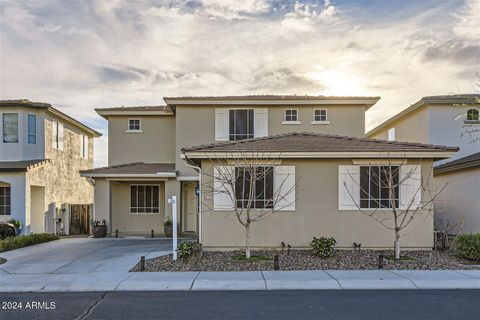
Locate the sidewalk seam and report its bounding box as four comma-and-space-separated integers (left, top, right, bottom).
453, 270, 480, 279
260, 271, 268, 290
113, 273, 134, 291
388, 270, 419, 289
190, 271, 201, 291
323, 270, 344, 289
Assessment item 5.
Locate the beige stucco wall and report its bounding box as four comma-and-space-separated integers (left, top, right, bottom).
434, 166, 480, 234
369, 107, 430, 143
200, 158, 435, 250
111, 181, 166, 235
175, 105, 367, 176
108, 115, 176, 166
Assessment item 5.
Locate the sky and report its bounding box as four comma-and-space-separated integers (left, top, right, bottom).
0, 0, 479, 166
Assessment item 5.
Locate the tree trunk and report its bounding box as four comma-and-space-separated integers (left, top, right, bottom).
245, 223, 251, 259
394, 232, 401, 259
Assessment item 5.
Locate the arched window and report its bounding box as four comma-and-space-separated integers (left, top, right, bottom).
467, 108, 479, 121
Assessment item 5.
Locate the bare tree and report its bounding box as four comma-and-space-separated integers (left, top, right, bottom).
343, 157, 446, 259
184, 150, 297, 259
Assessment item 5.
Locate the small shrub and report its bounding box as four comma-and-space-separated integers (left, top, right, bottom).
7, 219, 21, 230
90, 219, 106, 227
453, 233, 480, 261
311, 236, 337, 258
177, 241, 201, 260
0, 233, 59, 252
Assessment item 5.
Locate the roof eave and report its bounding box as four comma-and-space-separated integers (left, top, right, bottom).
80, 172, 177, 178
47, 107, 102, 137
95, 109, 174, 119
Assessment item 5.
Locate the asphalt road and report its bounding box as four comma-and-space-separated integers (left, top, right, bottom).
1, 290, 479, 320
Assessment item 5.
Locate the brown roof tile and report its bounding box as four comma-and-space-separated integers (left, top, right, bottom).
0, 159, 50, 172
80, 162, 176, 176
435, 152, 480, 173
164, 95, 380, 101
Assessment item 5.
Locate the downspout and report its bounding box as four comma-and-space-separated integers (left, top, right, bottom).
183, 155, 202, 244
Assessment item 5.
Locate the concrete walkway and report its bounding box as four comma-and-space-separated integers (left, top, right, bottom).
1, 270, 479, 292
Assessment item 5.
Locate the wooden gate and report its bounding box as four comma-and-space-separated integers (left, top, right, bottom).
70, 204, 90, 235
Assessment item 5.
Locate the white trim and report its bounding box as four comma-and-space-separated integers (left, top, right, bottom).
80, 173, 176, 178
129, 184, 161, 215
125, 130, 143, 133
283, 109, 299, 124
313, 108, 328, 123
311, 121, 330, 125
182, 151, 457, 159
98, 111, 174, 117
177, 176, 200, 181
282, 121, 301, 125
164, 98, 379, 106
128, 118, 141, 131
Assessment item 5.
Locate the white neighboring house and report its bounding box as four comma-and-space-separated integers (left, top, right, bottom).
0, 100, 101, 235
367, 94, 480, 234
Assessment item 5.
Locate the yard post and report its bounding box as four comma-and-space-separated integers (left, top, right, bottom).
168, 196, 178, 261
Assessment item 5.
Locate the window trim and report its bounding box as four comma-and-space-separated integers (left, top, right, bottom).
234, 166, 274, 209
465, 108, 480, 124
283, 109, 300, 124
2, 113, 19, 144
127, 118, 142, 133
27, 114, 37, 144
359, 165, 400, 210
311, 109, 329, 124
0, 186, 11, 216
129, 184, 161, 214
229, 109, 254, 141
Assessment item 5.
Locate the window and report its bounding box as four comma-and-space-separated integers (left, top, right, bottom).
3, 113, 18, 143
466, 108, 479, 121
28, 114, 36, 144
235, 166, 274, 209
52, 121, 64, 150
229, 109, 254, 141
360, 166, 399, 209
80, 135, 88, 159
128, 119, 141, 131
0, 187, 11, 215
388, 127, 395, 141
130, 185, 159, 213
283, 109, 299, 123
313, 109, 327, 122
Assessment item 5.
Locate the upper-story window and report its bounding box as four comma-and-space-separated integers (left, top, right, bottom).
80, 134, 88, 159
3, 113, 18, 143
388, 127, 395, 141
128, 119, 142, 132
283, 109, 299, 124
466, 108, 479, 122
312, 109, 328, 123
28, 114, 36, 144
52, 120, 64, 150
229, 109, 254, 141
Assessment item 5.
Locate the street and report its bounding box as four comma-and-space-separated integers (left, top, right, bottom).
1, 290, 479, 320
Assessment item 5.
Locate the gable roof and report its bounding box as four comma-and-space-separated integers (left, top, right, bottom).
181, 132, 458, 160
367, 94, 480, 137
0, 159, 50, 172
80, 162, 176, 178
434, 152, 480, 174
164, 95, 380, 110
95, 105, 174, 119
0, 99, 102, 137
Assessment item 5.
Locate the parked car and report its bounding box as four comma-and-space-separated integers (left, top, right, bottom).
0, 221, 16, 239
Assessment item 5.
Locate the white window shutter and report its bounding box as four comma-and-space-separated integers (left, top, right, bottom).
215, 108, 229, 141
58, 123, 64, 150
213, 166, 235, 211
254, 108, 268, 138
338, 165, 360, 210
274, 166, 295, 211
400, 165, 421, 210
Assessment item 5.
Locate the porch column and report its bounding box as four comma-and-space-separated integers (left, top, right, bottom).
164, 179, 180, 226
93, 178, 111, 234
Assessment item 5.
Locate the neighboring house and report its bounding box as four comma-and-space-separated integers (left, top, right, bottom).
0, 99, 101, 235
82, 95, 457, 251
367, 94, 480, 234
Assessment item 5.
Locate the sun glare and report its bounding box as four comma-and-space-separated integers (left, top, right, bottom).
307, 70, 368, 96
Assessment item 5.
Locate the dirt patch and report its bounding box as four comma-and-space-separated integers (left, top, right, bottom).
131, 249, 480, 272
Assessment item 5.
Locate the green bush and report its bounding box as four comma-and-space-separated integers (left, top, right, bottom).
177, 241, 201, 260
0, 233, 59, 252
311, 236, 337, 258
6, 219, 21, 229
454, 233, 480, 261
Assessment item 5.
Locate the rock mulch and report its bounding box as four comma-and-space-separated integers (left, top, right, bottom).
0, 257, 6, 265
131, 249, 480, 272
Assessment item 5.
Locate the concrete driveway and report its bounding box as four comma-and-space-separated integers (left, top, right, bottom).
0, 237, 171, 274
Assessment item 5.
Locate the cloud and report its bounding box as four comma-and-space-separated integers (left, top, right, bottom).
0, 0, 478, 166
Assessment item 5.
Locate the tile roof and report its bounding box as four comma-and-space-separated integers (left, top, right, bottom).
164, 95, 380, 101
182, 132, 459, 154
95, 106, 168, 112
0, 159, 50, 172
434, 152, 480, 173
80, 162, 176, 176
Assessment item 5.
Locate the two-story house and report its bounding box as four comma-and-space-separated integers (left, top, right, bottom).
0, 99, 101, 235
82, 95, 457, 250
367, 94, 480, 234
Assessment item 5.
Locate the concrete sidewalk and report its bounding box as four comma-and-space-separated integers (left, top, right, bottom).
1, 270, 479, 292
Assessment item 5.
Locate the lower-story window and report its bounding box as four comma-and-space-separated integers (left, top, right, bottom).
235, 166, 274, 209
130, 185, 159, 214
360, 166, 399, 209
0, 187, 11, 215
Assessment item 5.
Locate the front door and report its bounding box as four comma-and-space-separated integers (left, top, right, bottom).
183, 182, 198, 233
70, 204, 90, 235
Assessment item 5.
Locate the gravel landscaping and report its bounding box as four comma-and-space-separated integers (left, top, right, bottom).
131, 249, 480, 272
